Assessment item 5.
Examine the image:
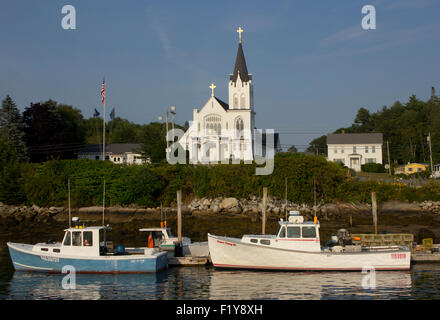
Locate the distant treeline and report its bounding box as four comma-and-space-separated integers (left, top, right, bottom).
0, 95, 186, 164
1, 149, 439, 207
307, 90, 440, 165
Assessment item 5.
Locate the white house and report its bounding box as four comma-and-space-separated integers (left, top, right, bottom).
327, 133, 383, 172
179, 28, 280, 164
77, 143, 149, 165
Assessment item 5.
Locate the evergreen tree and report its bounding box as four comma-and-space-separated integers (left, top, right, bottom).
0, 95, 28, 161
0, 138, 25, 204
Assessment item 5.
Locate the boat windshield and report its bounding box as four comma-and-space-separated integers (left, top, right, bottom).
278, 226, 286, 238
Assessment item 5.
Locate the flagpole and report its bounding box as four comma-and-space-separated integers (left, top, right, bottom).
102, 77, 106, 161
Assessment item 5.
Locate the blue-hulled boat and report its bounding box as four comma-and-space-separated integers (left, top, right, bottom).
7, 225, 168, 274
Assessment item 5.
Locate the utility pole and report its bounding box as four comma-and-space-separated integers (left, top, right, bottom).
166, 110, 169, 150
171, 106, 176, 132
387, 140, 392, 175
428, 133, 434, 177
371, 192, 378, 234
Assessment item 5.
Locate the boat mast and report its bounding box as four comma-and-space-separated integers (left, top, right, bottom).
284, 177, 288, 222
313, 178, 317, 223
68, 178, 71, 228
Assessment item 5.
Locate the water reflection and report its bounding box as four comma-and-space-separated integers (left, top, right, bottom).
4, 260, 440, 299
208, 270, 412, 300
6, 271, 168, 300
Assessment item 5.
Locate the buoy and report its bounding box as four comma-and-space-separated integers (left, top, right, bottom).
147, 232, 154, 248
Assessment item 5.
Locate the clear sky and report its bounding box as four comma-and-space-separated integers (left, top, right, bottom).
1, 0, 439, 151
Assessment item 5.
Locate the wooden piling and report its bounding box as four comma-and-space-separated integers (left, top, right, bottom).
262, 187, 267, 235
372, 192, 378, 234
177, 190, 182, 242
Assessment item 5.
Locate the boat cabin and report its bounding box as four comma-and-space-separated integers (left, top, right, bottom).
241, 211, 321, 252
139, 227, 191, 248
32, 226, 113, 257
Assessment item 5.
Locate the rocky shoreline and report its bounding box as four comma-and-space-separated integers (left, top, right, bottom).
1, 196, 440, 223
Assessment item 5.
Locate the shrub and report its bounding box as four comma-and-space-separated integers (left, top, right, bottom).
361, 163, 386, 173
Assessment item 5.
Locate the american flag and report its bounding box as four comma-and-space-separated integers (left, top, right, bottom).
101, 77, 106, 105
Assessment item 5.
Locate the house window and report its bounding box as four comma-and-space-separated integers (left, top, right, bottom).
408, 168, 413, 172
353, 146, 357, 153
365, 158, 376, 163
95, 156, 99, 160
365, 146, 369, 153
334, 148, 337, 154
372, 146, 376, 153
341, 148, 344, 154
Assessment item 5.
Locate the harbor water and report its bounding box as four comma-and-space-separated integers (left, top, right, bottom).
1, 242, 440, 300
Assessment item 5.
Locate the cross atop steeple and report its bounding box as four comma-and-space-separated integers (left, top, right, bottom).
209, 83, 216, 97
237, 27, 243, 43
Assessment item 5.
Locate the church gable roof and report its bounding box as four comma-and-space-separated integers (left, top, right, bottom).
230, 42, 252, 83
198, 96, 229, 114
214, 97, 229, 110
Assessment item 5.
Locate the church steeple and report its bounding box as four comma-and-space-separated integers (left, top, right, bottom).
230, 27, 251, 83
228, 27, 254, 110
230, 42, 251, 83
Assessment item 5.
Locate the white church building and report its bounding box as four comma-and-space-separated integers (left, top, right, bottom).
179, 28, 280, 164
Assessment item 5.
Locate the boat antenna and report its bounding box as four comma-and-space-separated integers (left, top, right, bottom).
164, 205, 167, 228
284, 177, 288, 222
160, 202, 163, 228
313, 178, 317, 224
68, 178, 71, 228
102, 179, 106, 226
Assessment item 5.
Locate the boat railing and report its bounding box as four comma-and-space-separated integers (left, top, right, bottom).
242, 234, 276, 239
363, 245, 409, 252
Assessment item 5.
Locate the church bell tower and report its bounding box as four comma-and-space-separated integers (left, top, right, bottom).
228, 27, 254, 110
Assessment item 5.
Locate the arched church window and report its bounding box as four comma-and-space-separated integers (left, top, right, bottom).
240, 94, 246, 109
233, 94, 238, 109
235, 117, 244, 138
205, 114, 222, 136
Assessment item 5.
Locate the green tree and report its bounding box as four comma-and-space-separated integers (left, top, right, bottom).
306, 135, 327, 155
287, 145, 298, 153
0, 139, 25, 204
23, 100, 86, 162
0, 95, 28, 161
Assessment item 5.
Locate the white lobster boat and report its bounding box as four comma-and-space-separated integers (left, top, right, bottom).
208, 211, 411, 271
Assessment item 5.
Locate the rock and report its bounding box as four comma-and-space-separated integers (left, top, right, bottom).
220, 197, 239, 210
